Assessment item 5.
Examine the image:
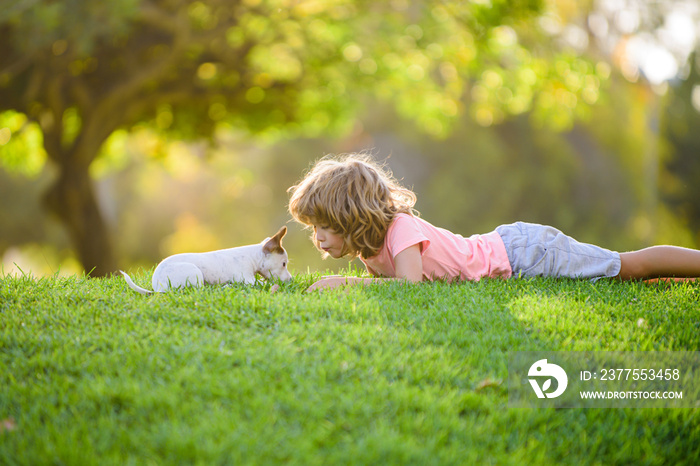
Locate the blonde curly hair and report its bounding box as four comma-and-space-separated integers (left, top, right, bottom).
288, 153, 418, 258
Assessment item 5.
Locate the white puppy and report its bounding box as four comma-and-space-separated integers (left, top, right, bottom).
121, 226, 292, 295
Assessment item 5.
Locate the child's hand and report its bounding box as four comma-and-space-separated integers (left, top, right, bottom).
305, 276, 384, 292
305, 276, 353, 292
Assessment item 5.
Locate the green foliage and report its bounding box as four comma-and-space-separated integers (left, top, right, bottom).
661, 60, 700, 244
1, 272, 700, 464
0, 111, 46, 177
0, 0, 604, 150
2, 0, 140, 54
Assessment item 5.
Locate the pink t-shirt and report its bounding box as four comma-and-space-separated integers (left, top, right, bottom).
360, 213, 512, 282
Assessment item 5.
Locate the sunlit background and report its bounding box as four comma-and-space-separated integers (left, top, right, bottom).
1, 0, 700, 278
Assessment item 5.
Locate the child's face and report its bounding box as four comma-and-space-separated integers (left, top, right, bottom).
313, 224, 345, 259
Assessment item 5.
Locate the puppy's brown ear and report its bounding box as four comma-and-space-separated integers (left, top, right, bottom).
262, 226, 287, 254
275, 226, 287, 240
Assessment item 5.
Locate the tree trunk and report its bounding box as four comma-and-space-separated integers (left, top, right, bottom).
43, 160, 116, 277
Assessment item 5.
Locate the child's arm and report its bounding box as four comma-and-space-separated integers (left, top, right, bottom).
306, 244, 424, 291
394, 243, 424, 282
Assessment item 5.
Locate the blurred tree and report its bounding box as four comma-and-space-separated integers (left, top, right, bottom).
662, 56, 700, 243
1, 0, 608, 275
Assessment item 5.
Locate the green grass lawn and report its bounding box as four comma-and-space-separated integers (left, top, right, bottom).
1, 270, 699, 465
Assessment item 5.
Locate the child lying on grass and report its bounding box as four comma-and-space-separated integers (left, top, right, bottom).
288, 153, 700, 292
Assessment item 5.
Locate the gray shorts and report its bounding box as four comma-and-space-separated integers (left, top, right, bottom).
496, 222, 621, 279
